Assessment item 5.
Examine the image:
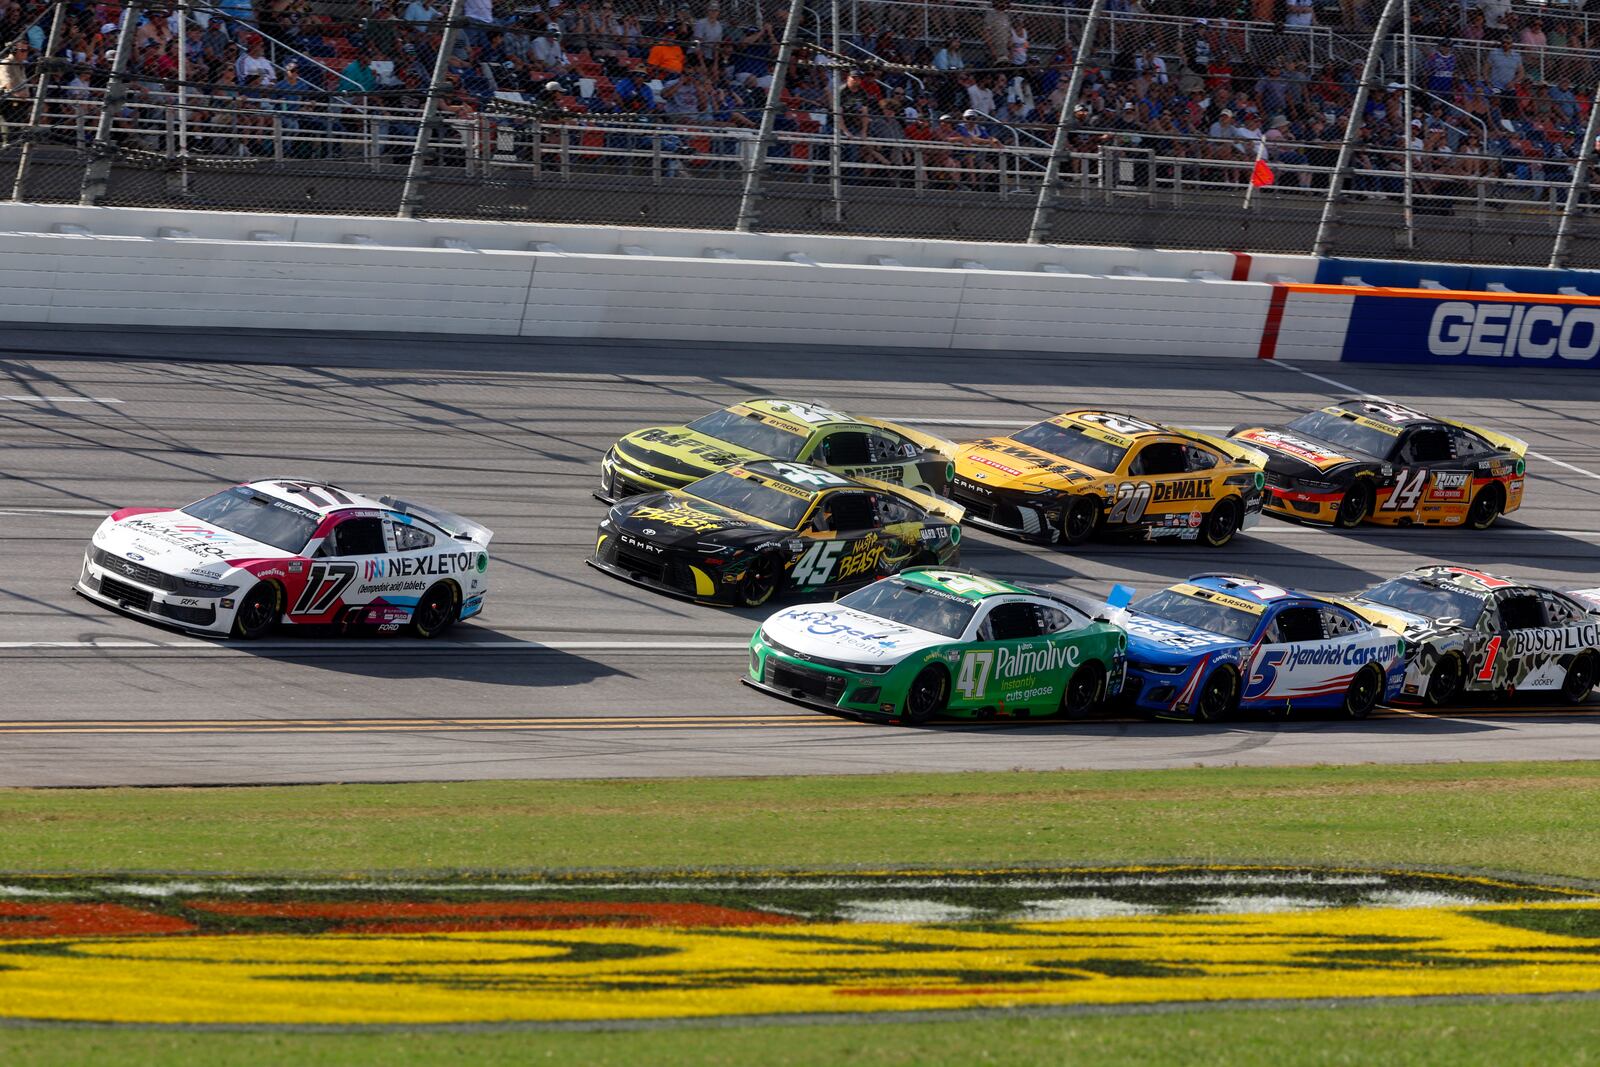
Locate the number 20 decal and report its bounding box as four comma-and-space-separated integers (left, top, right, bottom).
1107, 482, 1153, 525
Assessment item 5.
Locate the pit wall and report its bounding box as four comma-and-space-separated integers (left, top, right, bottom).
0, 203, 1595, 368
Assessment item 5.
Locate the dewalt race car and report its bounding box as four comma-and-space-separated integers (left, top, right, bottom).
946, 410, 1267, 547
745, 569, 1126, 724
597, 398, 956, 504
1338, 566, 1600, 706
1230, 399, 1527, 529
590, 461, 963, 607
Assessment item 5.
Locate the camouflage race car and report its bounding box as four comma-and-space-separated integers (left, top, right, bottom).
745, 569, 1126, 723
1338, 566, 1600, 705
1230, 399, 1527, 529
597, 398, 956, 504
590, 461, 963, 607
946, 410, 1267, 547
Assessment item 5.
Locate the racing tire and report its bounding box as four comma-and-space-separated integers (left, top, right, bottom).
1058, 662, 1106, 720
901, 666, 950, 726
410, 581, 460, 639
230, 582, 279, 640
1423, 653, 1464, 708
1200, 499, 1242, 548
1060, 496, 1101, 546
736, 552, 782, 608
1560, 652, 1598, 705
1334, 480, 1373, 530
1466, 484, 1505, 531
1194, 667, 1239, 723
1342, 664, 1384, 720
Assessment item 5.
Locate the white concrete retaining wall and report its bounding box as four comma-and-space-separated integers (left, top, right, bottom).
1270, 289, 1357, 363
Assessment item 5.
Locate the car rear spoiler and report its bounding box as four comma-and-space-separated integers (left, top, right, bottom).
1569, 588, 1600, 614
1324, 594, 1412, 635
1171, 427, 1269, 470
1438, 417, 1528, 459
380, 496, 494, 546
853, 476, 966, 525
852, 414, 960, 459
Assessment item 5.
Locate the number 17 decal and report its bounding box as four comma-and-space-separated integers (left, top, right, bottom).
290, 563, 357, 615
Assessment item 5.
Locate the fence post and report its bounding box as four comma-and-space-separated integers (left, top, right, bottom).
11, 0, 68, 201
828, 0, 843, 222
735, 0, 807, 233
1311, 0, 1403, 258
78, 2, 142, 206
1549, 79, 1600, 268
1026, 0, 1106, 245
397, 0, 466, 218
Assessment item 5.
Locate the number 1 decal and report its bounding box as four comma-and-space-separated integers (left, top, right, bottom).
955, 650, 994, 700
1381, 468, 1429, 512
1476, 635, 1502, 682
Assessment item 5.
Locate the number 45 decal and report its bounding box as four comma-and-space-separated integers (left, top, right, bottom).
792, 541, 843, 585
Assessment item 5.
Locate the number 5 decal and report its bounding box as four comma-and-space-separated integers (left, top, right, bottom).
1244, 648, 1287, 699
290, 563, 357, 615
955, 650, 994, 700
792, 541, 844, 585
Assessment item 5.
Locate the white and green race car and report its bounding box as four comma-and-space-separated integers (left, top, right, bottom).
744, 569, 1126, 724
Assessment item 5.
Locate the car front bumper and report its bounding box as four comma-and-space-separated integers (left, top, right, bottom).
75, 551, 234, 636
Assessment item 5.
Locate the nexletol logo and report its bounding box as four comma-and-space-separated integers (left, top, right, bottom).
1427, 301, 1600, 361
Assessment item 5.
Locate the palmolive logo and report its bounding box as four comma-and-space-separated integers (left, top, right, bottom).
1427, 301, 1600, 361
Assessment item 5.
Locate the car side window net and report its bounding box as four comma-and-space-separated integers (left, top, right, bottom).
1404, 429, 1453, 464
821, 432, 873, 466
1268, 607, 1325, 644
1498, 594, 1544, 630
982, 603, 1044, 641
1130, 443, 1186, 477
333, 517, 386, 557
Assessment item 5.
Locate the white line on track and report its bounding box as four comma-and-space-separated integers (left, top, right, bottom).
0, 508, 109, 516
0, 639, 749, 652
0, 395, 123, 404
1271, 360, 1600, 482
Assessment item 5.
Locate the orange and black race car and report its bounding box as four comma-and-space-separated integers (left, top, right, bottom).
946, 410, 1267, 547
1230, 400, 1527, 530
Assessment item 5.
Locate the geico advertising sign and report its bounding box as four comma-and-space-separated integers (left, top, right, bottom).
1342, 296, 1600, 368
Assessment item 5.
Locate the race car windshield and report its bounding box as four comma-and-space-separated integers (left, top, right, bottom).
1284, 411, 1397, 460
1011, 421, 1129, 473
686, 472, 813, 528
838, 581, 976, 639
180, 487, 320, 553
1358, 578, 1485, 626
1131, 589, 1259, 642
686, 410, 807, 460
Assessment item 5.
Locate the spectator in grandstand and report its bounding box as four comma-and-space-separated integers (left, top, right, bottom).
692, 2, 723, 58
1486, 37, 1525, 92
236, 37, 276, 84
339, 46, 378, 95
404, 0, 441, 27
0, 41, 28, 131
646, 25, 686, 77
1285, 0, 1314, 29
1422, 39, 1455, 95
532, 22, 568, 73
274, 59, 326, 156
982, 0, 1011, 66
1136, 46, 1167, 85
1475, 0, 1511, 32
932, 36, 964, 71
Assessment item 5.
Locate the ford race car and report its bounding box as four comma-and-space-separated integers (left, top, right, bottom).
745, 569, 1126, 723
597, 398, 956, 504
1111, 573, 1405, 721
1337, 566, 1600, 705
1230, 399, 1527, 529
947, 410, 1267, 547
590, 461, 963, 607
75, 479, 492, 638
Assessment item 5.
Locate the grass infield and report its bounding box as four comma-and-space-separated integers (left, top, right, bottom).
4, 760, 1600, 1064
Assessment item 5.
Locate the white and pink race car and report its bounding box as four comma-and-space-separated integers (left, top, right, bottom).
75, 479, 492, 638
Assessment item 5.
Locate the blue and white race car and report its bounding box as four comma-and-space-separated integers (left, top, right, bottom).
1109, 573, 1406, 721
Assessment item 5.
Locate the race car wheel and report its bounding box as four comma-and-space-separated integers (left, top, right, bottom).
1423, 653, 1463, 707
411, 581, 459, 638
1058, 662, 1106, 719
231, 582, 279, 640
1560, 652, 1598, 704
1342, 664, 1384, 720
736, 552, 782, 608
1334, 481, 1373, 529
1466, 485, 1505, 530
902, 666, 949, 725
1194, 668, 1239, 723
1060, 496, 1100, 546
1200, 500, 1241, 548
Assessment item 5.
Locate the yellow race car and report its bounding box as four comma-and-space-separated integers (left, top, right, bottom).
597, 398, 956, 504
947, 410, 1267, 547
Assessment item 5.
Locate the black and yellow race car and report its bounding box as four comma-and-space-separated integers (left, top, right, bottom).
597, 398, 955, 504
589, 461, 963, 608
946, 410, 1267, 547
1230, 399, 1527, 530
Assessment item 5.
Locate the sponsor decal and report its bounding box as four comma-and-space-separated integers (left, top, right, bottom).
1429, 470, 1472, 503
362, 553, 476, 581
834, 537, 888, 581
1122, 615, 1227, 650
773, 608, 907, 649
631, 429, 744, 467
125, 552, 144, 562
120, 519, 232, 559
1235, 429, 1347, 468
970, 455, 1024, 477
631, 504, 739, 534
1, 868, 1597, 1025
1280, 640, 1399, 669
1342, 296, 1600, 368
1506, 623, 1600, 658
1152, 478, 1210, 504
359, 579, 427, 595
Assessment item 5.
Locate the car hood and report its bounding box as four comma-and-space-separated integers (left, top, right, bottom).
953, 438, 1102, 492
614, 426, 770, 481
1341, 596, 1461, 638
1230, 426, 1371, 475
761, 603, 951, 665
607, 491, 785, 548
1112, 608, 1244, 661
94, 510, 292, 577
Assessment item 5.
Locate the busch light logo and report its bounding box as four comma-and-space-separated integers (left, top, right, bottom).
1428, 302, 1600, 362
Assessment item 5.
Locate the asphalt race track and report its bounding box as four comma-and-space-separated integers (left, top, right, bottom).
3, 326, 1599, 787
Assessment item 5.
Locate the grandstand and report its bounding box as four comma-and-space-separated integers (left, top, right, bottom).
3, 0, 1600, 264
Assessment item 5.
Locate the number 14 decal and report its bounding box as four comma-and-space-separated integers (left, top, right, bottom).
1380, 468, 1429, 512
